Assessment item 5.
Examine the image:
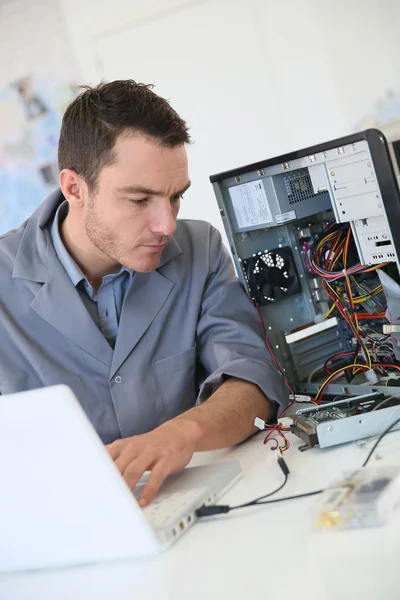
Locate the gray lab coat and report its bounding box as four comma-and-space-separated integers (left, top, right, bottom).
0, 191, 288, 443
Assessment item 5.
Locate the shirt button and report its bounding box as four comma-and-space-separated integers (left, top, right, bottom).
115, 376, 122, 384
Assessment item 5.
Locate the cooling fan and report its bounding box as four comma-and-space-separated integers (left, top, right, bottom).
243, 246, 301, 305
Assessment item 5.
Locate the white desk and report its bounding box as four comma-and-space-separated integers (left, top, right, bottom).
2, 429, 400, 600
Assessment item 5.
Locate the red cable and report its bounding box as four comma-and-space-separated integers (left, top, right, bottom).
254, 301, 295, 401
324, 351, 357, 374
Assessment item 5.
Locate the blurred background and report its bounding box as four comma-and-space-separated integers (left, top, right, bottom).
1, 0, 400, 240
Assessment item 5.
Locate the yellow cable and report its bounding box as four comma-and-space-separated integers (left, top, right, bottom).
323, 303, 336, 319
315, 363, 371, 400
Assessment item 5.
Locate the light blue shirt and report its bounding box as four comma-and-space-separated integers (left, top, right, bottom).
50, 201, 134, 348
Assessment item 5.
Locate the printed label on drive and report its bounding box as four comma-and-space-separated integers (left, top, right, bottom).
275, 210, 296, 224
229, 180, 273, 228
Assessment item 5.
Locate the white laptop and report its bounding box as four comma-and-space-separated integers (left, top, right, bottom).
0, 385, 241, 573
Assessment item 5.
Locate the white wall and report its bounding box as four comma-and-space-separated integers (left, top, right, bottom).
254, 0, 400, 139
0, 0, 79, 89
52, 0, 400, 238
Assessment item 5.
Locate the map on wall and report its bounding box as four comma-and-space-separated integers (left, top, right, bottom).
0, 76, 78, 235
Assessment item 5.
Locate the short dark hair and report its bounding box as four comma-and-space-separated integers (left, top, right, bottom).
58, 79, 191, 190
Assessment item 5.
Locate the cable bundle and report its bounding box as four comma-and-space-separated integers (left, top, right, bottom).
257, 221, 400, 406
309, 222, 400, 400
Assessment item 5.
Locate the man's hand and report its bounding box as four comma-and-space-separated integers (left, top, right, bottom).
106, 378, 277, 507
106, 418, 202, 507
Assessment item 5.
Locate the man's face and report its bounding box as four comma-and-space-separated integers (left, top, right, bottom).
83, 134, 190, 273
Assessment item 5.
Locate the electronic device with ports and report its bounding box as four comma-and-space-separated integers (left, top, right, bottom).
210, 123, 400, 447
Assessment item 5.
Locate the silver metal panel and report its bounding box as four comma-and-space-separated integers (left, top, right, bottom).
352, 215, 396, 264
222, 172, 331, 233
297, 381, 400, 398
326, 148, 384, 222
316, 405, 400, 448
309, 163, 330, 193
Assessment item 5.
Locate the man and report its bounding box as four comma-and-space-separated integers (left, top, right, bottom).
0, 80, 287, 506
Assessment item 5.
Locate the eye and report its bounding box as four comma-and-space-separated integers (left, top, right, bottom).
129, 198, 148, 205
172, 194, 184, 203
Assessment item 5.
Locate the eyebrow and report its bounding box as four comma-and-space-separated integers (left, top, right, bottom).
117, 180, 191, 198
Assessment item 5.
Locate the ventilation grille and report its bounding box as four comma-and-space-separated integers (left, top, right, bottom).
285, 169, 326, 205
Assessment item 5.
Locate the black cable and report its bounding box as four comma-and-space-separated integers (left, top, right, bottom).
196, 473, 289, 517
345, 342, 360, 383
197, 415, 400, 519
243, 488, 323, 506
230, 473, 288, 510
196, 478, 323, 517
197, 455, 298, 517
362, 416, 400, 467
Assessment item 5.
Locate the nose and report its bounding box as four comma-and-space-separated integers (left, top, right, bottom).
150, 202, 177, 238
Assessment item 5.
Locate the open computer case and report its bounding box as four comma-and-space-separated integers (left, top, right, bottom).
210, 124, 400, 410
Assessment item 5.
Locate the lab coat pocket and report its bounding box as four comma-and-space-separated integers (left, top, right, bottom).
152, 345, 197, 420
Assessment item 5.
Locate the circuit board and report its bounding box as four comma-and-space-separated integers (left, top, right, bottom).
300, 406, 348, 426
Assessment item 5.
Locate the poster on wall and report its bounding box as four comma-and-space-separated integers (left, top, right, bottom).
0, 76, 78, 235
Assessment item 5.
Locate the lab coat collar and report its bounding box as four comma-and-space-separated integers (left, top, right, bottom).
11, 189, 183, 369
12, 189, 63, 283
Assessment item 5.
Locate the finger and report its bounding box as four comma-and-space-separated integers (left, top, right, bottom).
106, 440, 123, 460
137, 461, 171, 507
122, 453, 155, 491
114, 445, 141, 475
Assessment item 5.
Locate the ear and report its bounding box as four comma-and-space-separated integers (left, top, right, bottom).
59, 169, 88, 208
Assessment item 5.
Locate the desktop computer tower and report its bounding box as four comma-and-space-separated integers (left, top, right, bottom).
210, 124, 400, 400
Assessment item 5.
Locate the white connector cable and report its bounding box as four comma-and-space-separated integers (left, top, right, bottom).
289, 394, 313, 403
254, 417, 266, 431
278, 417, 293, 428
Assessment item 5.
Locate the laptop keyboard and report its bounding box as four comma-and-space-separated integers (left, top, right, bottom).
143, 487, 208, 529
